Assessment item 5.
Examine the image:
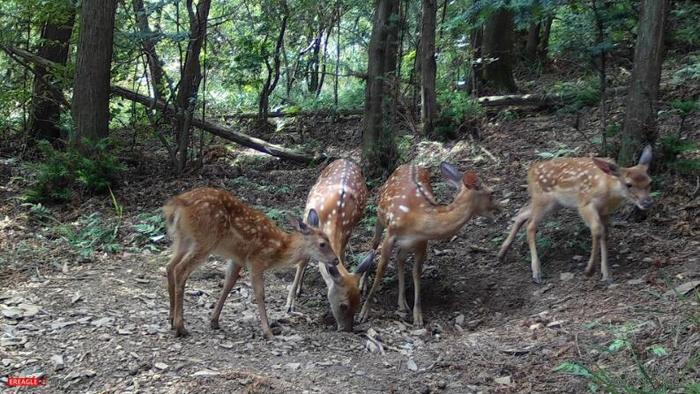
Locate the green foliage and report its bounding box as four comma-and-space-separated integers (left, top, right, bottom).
56, 213, 121, 258
659, 136, 700, 175
671, 1, 700, 47
130, 211, 166, 251
435, 90, 484, 140
672, 54, 700, 85
24, 140, 124, 203
552, 77, 600, 112
670, 99, 698, 116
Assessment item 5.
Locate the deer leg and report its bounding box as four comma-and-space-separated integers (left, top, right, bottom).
599, 215, 612, 283
358, 235, 395, 323
579, 205, 603, 280
285, 261, 307, 314
250, 269, 274, 339
210, 260, 242, 329
412, 241, 428, 327
172, 248, 209, 337
166, 238, 188, 329
360, 222, 386, 294
396, 247, 410, 313
498, 203, 532, 261
526, 201, 551, 284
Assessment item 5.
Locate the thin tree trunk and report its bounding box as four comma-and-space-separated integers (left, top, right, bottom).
482, 8, 516, 93
618, 0, 669, 165
174, 0, 211, 173
469, 26, 483, 96
538, 17, 552, 59
28, 1, 75, 145
132, 0, 167, 101
525, 22, 540, 60
363, 0, 400, 177
259, 10, 288, 120
334, 2, 341, 107
71, 0, 117, 146
420, 0, 437, 135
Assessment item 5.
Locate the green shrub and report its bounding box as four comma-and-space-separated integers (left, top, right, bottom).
55, 213, 121, 258
24, 140, 124, 203
552, 77, 600, 112
436, 90, 484, 140
659, 136, 700, 175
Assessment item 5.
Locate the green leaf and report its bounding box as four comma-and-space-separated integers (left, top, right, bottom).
553, 361, 592, 378
647, 345, 668, 357
607, 338, 628, 353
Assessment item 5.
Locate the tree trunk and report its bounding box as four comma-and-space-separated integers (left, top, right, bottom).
482, 8, 516, 93
174, 0, 211, 173
525, 22, 540, 60
618, 0, 669, 166
71, 0, 117, 146
362, 0, 400, 178
132, 0, 167, 101
28, 2, 75, 145
538, 17, 552, 59
420, 0, 437, 135
469, 25, 483, 95
259, 10, 288, 120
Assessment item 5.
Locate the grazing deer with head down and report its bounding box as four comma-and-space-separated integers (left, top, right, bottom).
498, 146, 653, 284
163, 187, 338, 338
285, 159, 375, 331
359, 163, 499, 327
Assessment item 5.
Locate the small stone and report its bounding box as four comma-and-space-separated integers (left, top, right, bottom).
437, 380, 447, 389
627, 278, 645, 285
495, 376, 512, 385
572, 255, 583, 261
193, 369, 220, 377
91, 317, 113, 327
285, 362, 301, 370
411, 328, 428, 336
50, 355, 64, 370
642, 257, 653, 263
18, 304, 40, 317
219, 342, 234, 349
529, 323, 544, 330
406, 359, 418, 371
546, 320, 564, 328
1, 307, 23, 319
117, 329, 133, 335
560, 272, 575, 281
455, 314, 465, 326
2, 359, 12, 367
154, 362, 168, 370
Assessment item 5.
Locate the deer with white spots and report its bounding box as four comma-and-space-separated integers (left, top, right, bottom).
285, 159, 375, 331
163, 187, 338, 338
359, 163, 499, 327
497, 146, 654, 284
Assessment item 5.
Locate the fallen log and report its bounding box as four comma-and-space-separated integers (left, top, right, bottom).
476, 87, 627, 108
223, 108, 363, 120
111, 87, 324, 164
3, 45, 323, 164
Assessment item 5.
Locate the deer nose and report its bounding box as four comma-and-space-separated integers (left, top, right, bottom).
639, 197, 654, 210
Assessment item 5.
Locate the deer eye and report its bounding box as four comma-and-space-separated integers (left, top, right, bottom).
625, 182, 633, 188
319, 241, 327, 248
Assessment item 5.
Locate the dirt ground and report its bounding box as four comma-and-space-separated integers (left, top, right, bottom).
1, 94, 699, 393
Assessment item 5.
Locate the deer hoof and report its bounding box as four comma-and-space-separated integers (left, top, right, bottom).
602, 276, 614, 284
532, 276, 543, 285
174, 327, 190, 337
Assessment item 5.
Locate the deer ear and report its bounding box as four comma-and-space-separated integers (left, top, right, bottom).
592, 157, 620, 176
440, 162, 463, 188
463, 171, 480, 189
638, 145, 653, 167
289, 216, 312, 235
306, 209, 320, 228
354, 250, 376, 274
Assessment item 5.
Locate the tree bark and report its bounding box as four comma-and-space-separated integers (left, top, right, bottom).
174, 0, 211, 173
525, 22, 540, 61
538, 17, 552, 59
259, 9, 288, 120
363, 0, 400, 178
482, 8, 516, 93
420, 0, 437, 136
28, 2, 75, 145
618, 0, 669, 166
71, 0, 117, 146
132, 0, 167, 101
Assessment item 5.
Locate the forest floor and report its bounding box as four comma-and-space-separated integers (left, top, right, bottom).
1, 77, 700, 393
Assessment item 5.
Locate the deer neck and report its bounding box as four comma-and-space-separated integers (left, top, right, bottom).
275, 232, 310, 267
419, 189, 475, 239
